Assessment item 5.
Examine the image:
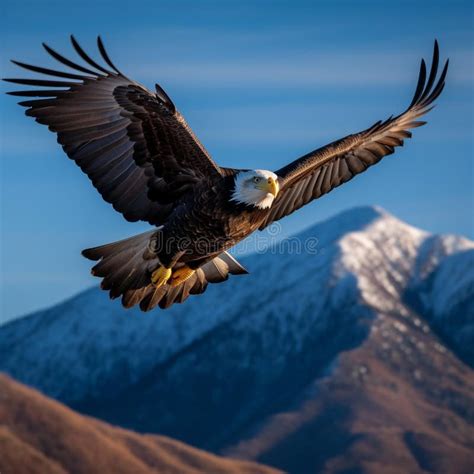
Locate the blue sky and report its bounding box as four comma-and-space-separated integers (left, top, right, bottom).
1, 0, 473, 323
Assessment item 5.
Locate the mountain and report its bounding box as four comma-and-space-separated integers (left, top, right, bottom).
1, 206, 473, 473
0, 373, 279, 474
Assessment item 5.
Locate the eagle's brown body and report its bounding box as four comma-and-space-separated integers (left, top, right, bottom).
158, 176, 267, 268
5, 36, 448, 310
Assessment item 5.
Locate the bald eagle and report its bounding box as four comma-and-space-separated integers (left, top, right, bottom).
5, 37, 448, 310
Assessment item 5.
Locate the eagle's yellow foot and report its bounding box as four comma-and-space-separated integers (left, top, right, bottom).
170, 265, 195, 287
151, 266, 172, 288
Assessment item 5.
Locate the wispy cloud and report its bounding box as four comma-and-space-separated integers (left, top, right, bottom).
133, 50, 473, 89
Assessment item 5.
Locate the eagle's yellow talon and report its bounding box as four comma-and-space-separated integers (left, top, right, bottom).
151, 266, 172, 288
170, 266, 195, 287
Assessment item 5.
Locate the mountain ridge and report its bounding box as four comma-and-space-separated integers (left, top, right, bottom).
0, 373, 279, 474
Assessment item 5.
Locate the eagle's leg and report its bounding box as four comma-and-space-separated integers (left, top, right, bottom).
170, 265, 195, 287
151, 266, 172, 288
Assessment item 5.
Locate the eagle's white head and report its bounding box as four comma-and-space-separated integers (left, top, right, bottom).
231, 169, 280, 209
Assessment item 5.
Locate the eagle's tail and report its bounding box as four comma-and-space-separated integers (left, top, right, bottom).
82, 231, 248, 311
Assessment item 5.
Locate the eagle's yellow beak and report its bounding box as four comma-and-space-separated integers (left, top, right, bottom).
257, 177, 279, 197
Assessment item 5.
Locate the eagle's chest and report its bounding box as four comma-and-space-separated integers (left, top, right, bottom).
192, 188, 266, 239
165, 184, 269, 257
222, 207, 267, 241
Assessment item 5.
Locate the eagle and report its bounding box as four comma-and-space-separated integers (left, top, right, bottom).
5, 37, 448, 311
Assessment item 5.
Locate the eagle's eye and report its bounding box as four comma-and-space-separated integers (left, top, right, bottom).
253, 177, 262, 184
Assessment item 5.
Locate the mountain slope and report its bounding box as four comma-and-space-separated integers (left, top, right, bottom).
1, 206, 473, 472
224, 311, 474, 473
0, 373, 279, 474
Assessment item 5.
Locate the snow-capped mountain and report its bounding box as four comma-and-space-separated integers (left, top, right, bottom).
1, 206, 473, 473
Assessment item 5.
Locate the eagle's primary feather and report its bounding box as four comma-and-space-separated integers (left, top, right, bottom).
258, 41, 447, 230
4, 37, 448, 311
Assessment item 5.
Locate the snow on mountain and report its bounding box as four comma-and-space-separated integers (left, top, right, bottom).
429, 249, 474, 317
0, 206, 473, 465
406, 242, 474, 366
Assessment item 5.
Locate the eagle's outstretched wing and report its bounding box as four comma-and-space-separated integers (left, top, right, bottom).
259, 41, 448, 230
5, 36, 223, 225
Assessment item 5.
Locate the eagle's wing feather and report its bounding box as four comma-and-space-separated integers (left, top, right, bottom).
259, 41, 448, 230
5, 36, 223, 226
